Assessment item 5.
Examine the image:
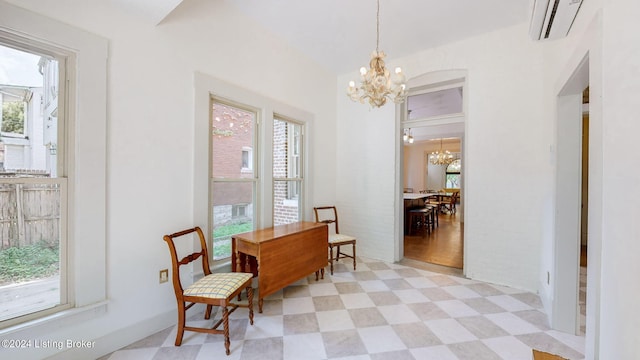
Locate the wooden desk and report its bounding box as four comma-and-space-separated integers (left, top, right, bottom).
232, 221, 328, 313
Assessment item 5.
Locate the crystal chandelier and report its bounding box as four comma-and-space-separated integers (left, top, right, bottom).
347, 0, 407, 108
403, 128, 414, 143
429, 139, 455, 165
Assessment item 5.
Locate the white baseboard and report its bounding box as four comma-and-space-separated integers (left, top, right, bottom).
45, 309, 176, 360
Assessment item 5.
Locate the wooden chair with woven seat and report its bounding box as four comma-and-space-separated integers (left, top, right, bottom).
163, 226, 254, 356
313, 206, 356, 275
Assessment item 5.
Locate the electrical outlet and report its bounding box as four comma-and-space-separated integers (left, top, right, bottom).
159, 269, 169, 283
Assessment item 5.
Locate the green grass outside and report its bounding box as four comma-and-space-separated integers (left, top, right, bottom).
213, 222, 252, 260
0, 241, 59, 285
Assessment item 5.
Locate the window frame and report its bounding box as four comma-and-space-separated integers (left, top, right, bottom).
272, 116, 305, 226
286, 121, 302, 200
0, 35, 71, 327
0, 1, 108, 336
209, 96, 259, 263
445, 159, 461, 189
194, 73, 314, 268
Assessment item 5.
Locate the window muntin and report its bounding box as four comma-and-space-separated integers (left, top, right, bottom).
0, 41, 67, 325
210, 100, 256, 261
273, 117, 303, 225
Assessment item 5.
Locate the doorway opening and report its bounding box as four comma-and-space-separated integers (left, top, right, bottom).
398, 70, 466, 272
579, 87, 589, 335
403, 137, 463, 269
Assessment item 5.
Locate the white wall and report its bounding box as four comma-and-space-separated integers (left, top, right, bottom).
338, 23, 547, 291
335, 96, 397, 262
599, 0, 640, 358
0, 0, 337, 358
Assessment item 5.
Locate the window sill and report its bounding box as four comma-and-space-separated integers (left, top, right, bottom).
0, 301, 108, 337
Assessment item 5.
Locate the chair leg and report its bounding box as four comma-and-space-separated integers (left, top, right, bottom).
247, 286, 254, 325
352, 243, 356, 271
329, 245, 334, 275
204, 304, 213, 319
222, 306, 230, 355
175, 301, 186, 346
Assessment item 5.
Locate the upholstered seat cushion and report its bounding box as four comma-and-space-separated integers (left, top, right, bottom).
184, 272, 253, 299
329, 233, 356, 244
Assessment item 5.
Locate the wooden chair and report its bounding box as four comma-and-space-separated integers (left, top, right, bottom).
313, 206, 356, 275
163, 226, 254, 355
441, 191, 460, 214
427, 193, 445, 212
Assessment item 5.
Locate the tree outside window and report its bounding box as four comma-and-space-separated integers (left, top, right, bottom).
1, 100, 26, 134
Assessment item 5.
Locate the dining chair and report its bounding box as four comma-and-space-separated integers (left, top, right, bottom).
313, 206, 356, 275
441, 191, 460, 214
163, 226, 254, 355
427, 193, 445, 213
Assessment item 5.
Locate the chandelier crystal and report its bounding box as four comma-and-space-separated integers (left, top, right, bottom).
347, 0, 407, 108
429, 139, 455, 165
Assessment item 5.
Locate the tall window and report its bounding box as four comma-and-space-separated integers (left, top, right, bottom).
0, 41, 67, 323
445, 159, 461, 188
210, 99, 256, 261
273, 117, 303, 225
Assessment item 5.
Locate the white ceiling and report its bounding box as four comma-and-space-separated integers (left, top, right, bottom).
116, 0, 532, 74
110, 0, 532, 143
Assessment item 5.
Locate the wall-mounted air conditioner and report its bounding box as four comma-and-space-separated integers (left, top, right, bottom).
529, 0, 583, 40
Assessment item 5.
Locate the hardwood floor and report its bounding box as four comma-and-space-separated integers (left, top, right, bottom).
403, 212, 463, 269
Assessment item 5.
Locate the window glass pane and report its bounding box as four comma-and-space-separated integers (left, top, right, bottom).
211, 181, 254, 261
407, 86, 463, 120
211, 100, 256, 261
273, 118, 302, 225
1, 45, 59, 177
445, 174, 460, 188
446, 159, 461, 173
211, 102, 255, 179
0, 182, 61, 321
1, 42, 64, 323
273, 180, 301, 226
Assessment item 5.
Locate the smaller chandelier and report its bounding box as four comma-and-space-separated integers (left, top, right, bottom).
403, 128, 414, 143
429, 139, 455, 166
347, 0, 407, 108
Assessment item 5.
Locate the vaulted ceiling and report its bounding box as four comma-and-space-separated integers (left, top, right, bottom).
97, 0, 534, 143
114, 0, 532, 74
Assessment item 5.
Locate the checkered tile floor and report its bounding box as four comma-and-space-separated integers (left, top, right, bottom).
99, 258, 585, 360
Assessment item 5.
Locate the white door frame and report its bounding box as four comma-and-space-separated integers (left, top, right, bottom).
552, 55, 589, 334
395, 69, 467, 267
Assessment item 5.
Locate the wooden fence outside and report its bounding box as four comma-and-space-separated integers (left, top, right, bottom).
0, 183, 60, 250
